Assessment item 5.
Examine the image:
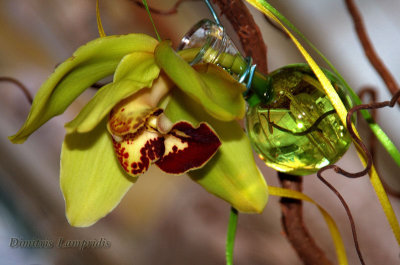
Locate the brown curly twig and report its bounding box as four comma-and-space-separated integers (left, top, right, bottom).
357, 88, 378, 173
344, 0, 400, 106
131, 0, 197, 15
0, 77, 33, 104
316, 173, 366, 265
279, 173, 333, 265
317, 90, 400, 265
358, 87, 400, 198
263, 109, 335, 136
358, 87, 377, 159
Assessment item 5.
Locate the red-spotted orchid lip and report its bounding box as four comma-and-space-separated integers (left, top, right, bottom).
112, 129, 165, 176
108, 103, 221, 178
156, 122, 221, 174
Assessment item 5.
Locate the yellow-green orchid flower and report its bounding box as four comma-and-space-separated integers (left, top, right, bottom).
9, 34, 268, 227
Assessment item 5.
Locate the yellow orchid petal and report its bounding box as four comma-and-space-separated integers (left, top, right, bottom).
107, 91, 155, 136
61, 119, 134, 227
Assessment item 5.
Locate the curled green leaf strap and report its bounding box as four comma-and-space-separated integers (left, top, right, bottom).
226, 207, 238, 265
256, 0, 400, 167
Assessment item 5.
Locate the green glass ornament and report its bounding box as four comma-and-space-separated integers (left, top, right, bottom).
178, 19, 354, 176
246, 64, 354, 175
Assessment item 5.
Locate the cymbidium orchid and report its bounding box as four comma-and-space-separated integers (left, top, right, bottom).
9, 33, 268, 227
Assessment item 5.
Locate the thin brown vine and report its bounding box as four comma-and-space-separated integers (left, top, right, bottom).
344, 0, 400, 106
131, 0, 197, 15
0, 77, 33, 104
358, 88, 400, 199
261, 109, 335, 136
279, 172, 333, 265
317, 90, 400, 265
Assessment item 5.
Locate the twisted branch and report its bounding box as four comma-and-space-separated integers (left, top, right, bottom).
317, 90, 400, 265
279, 173, 333, 265
358, 87, 400, 198
0, 77, 33, 104
344, 0, 400, 105
212, 0, 268, 73
131, 0, 197, 15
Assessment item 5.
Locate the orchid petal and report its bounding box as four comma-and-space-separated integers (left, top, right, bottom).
61, 119, 135, 227
156, 121, 221, 174
154, 41, 246, 121
107, 74, 172, 137
114, 52, 160, 84
10, 34, 158, 144
65, 80, 144, 134
164, 89, 268, 213
107, 93, 161, 136
113, 51, 160, 85
65, 51, 160, 134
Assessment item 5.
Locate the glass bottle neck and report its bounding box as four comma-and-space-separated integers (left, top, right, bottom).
178, 19, 272, 106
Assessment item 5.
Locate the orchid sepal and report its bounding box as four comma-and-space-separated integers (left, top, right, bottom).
9, 34, 158, 143
165, 89, 268, 213
61, 119, 135, 227
154, 40, 246, 121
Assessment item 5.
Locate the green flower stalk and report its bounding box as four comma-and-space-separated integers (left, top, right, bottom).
9, 33, 268, 227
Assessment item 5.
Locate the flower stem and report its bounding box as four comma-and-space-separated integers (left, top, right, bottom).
142, 0, 161, 41
226, 207, 238, 265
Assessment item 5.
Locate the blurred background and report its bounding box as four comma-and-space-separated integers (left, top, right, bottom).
0, 0, 399, 264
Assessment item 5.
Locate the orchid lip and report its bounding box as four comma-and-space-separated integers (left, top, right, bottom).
110, 108, 221, 177
156, 122, 221, 175
112, 128, 165, 177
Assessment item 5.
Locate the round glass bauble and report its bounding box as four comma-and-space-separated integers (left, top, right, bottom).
246, 64, 354, 175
